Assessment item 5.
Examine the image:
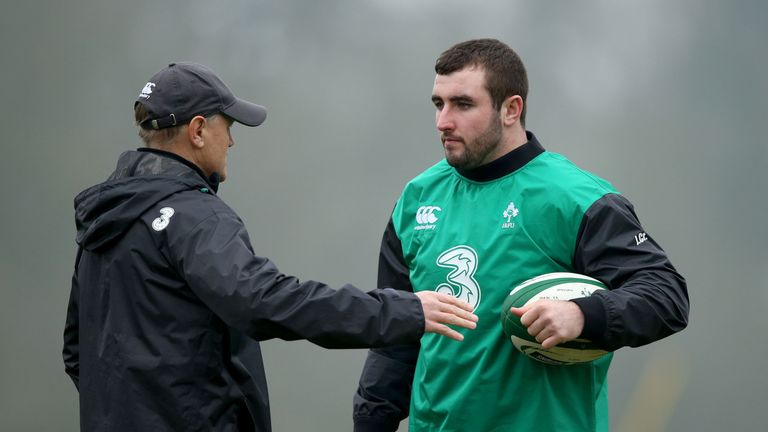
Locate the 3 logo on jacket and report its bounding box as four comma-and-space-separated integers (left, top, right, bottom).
152, 207, 175, 231
415, 205, 441, 231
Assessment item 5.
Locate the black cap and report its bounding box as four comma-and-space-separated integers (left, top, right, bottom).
135, 62, 267, 130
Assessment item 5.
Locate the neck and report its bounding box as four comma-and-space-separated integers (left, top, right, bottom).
502, 124, 528, 153
456, 130, 543, 182
484, 124, 527, 165
150, 140, 205, 175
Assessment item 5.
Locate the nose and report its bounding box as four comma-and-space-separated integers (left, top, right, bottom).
436, 108, 454, 132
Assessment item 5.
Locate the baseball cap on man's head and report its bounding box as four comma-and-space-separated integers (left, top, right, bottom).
135, 62, 267, 130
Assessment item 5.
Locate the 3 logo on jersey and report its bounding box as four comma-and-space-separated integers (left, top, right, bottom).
435, 245, 481, 311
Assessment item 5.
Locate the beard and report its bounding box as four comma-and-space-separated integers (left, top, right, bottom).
443, 113, 503, 170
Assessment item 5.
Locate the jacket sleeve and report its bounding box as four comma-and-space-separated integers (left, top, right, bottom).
570, 193, 689, 351
63, 247, 82, 390
171, 209, 425, 349
353, 218, 419, 432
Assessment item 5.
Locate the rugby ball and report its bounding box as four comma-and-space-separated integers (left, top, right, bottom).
500, 272, 609, 365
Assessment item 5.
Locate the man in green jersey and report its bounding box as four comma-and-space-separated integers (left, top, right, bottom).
353, 39, 689, 432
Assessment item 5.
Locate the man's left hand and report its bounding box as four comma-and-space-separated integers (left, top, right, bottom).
510, 300, 585, 349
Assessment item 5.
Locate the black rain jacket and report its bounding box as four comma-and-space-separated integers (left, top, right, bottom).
64, 148, 424, 432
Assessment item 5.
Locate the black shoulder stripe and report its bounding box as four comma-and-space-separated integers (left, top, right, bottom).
572, 193, 689, 350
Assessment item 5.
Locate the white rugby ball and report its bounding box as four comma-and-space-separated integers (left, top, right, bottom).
500, 272, 610, 365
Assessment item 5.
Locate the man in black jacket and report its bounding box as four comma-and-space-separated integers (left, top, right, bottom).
63, 62, 478, 432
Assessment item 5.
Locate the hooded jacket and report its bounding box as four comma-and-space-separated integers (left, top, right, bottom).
63, 148, 424, 432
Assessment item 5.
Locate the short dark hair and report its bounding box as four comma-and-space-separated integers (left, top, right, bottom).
435, 38, 528, 125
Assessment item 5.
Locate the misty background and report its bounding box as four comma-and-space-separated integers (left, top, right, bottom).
1, 0, 766, 430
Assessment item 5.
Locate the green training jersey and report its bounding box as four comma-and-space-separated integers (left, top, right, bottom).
392, 150, 618, 432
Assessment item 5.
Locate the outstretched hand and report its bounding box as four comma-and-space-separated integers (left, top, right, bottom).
510, 300, 585, 349
415, 291, 478, 341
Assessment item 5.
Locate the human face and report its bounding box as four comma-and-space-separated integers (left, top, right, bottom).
432, 67, 504, 170
199, 114, 234, 181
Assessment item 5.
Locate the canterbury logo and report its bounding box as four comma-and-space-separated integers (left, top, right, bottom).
416, 206, 441, 225
139, 82, 155, 99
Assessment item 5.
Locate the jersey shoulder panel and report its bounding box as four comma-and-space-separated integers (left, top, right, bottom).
391, 159, 454, 230
526, 151, 620, 212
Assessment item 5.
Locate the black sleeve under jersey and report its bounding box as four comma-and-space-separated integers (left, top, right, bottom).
570, 193, 689, 351
353, 218, 419, 432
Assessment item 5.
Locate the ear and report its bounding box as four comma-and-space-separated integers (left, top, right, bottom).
187, 116, 207, 149
500, 95, 524, 127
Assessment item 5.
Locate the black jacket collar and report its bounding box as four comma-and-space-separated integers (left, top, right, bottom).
137, 147, 221, 192
456, 131, 545, 182
75, 149, 216, 251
